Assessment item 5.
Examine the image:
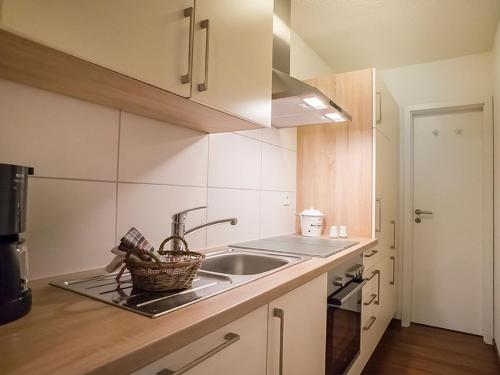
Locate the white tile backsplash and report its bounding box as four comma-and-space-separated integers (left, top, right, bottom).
116, 183, 207, 250
262, 143, 297, 191
118, 112, 208, 186
0, 79, 119, 180
0, 79, 298, 279
260, 191, 296, 238
206, 188, 261, 247
208, 132, 261, 189
262, 127, 297, 151
26, 178, 116, 279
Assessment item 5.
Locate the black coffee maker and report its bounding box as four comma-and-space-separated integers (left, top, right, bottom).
0, 163, 33, 325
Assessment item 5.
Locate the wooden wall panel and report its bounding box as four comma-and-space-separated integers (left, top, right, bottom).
297, 69, 373, 237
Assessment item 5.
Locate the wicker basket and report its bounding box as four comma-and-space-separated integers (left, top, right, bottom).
116, 235, 205, 292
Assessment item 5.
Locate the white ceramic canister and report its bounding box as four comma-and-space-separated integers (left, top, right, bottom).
297, 207, 325, 237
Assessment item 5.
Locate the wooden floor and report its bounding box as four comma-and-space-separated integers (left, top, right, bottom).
362, 320, 500, 375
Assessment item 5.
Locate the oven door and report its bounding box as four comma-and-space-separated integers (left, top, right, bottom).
326, 279, 366, 375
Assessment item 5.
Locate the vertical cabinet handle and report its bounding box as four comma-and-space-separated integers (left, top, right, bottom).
375, 198, 382, 232
390, 256, 395, 285
273, 308, 285, 375
181, 7, 195, 84
390, 220, 396, 249
198, 19, 210, 92
363, 316, 377, 331
157, 332, 240, 375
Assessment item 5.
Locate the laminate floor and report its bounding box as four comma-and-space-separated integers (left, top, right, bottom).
362, 320, 500, 375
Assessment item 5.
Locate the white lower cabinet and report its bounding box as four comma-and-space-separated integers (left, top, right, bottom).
348, 249, 397, 375
133, 305, 268, 375
267, 274, 327, 375
133, 274, 327, 375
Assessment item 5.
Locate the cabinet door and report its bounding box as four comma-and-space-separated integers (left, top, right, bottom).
0, 0, 193, 97
379, 251, 397, 325
191, 0, 273, 127
267, 274, 327, 375
133, 306, 268, 375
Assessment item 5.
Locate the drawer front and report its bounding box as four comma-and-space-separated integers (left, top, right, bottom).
133, 306, 268, 375
362, 246, 390, 270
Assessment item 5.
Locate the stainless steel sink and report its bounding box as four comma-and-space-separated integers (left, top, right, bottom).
51, 248, 309, 318
200, 252, 289, 275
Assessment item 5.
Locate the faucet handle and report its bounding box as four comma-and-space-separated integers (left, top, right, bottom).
172, 206, 207, 223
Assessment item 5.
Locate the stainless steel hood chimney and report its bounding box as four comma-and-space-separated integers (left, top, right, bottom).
272, 0, 351, 128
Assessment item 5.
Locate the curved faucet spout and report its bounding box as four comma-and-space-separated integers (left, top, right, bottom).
184, 218, 238, 237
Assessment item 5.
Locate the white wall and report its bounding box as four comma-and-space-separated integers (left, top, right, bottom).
290, 30, 334, 80
0, 79, 297, 279
493, 20, 500, 349
380, 52, 493, 108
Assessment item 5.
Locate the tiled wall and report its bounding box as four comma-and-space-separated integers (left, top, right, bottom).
0, 79, 297, 279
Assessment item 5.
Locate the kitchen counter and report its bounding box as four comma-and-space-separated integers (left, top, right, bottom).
0, 237, 376, 375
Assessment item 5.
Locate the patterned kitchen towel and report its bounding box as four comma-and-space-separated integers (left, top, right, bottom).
120, 227, 155, 252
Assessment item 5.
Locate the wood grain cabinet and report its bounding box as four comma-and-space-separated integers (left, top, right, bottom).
267, 274, 327, 375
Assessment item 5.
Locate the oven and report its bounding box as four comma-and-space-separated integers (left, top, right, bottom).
326, 263, 365, 375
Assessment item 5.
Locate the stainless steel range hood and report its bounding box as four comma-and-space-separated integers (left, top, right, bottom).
272, 0, 351, 128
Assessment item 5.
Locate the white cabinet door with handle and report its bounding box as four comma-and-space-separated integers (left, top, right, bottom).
191, 0, 273, 127
267, 275, 327, 375
0, 0, 194, 97
133, 306, 268, 375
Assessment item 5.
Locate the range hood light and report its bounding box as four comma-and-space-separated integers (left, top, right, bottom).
324, 112, 347, 122
302, 96, 328, 110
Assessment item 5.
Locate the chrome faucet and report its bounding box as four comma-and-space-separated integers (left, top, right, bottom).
171, 206, 237, 251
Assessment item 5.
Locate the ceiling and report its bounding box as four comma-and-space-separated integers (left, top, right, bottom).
291, 0, 500, 72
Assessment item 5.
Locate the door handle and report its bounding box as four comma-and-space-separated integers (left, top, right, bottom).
158, 332, 240, 375
415, 209, 433, 215
181, 7, 195, 85
198, 19, 210, 92
273, 308, 285, 375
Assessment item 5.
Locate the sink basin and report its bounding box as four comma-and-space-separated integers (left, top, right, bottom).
201, 252, 289, 275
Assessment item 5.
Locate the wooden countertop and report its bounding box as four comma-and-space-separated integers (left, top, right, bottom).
0, 237, 376, 375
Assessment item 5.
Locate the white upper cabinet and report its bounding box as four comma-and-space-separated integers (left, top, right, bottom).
0, 0, 194, 97
191, 0, 273, 127
0, 0, 274, 128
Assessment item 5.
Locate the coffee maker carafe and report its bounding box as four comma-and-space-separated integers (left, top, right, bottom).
0, 163, 33, 325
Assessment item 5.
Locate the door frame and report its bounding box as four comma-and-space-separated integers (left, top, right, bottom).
400, 98, 494, 343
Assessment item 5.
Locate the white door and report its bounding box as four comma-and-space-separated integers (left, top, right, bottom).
412, 108, 483, 334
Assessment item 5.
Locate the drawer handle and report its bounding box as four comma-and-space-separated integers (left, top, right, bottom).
198, 19, 210, 92
180, 7, 195, 85
273, 308, 285, 375
364, 249, 378, 258
157, 332, 240, 375
365, 270, 380, 305
363, 316, 377, 331
364, 293, 377, 306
